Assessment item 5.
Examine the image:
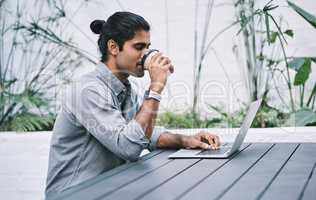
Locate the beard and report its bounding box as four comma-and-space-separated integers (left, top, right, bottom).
133, 64, 145, 77
116, 62, 145, 78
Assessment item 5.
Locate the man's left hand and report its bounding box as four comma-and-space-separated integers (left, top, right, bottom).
181, 131, 221, 150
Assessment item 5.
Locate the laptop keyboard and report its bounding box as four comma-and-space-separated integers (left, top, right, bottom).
197, 143, 231, 155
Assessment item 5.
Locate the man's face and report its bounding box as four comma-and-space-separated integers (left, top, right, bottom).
115, 30, 151, 77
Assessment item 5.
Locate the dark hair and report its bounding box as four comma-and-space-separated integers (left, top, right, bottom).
90, 12, 150, 62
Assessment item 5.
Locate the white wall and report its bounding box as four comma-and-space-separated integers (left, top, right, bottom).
4, 0, 316, 116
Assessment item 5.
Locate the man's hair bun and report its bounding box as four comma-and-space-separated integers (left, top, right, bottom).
90, 20, 106, 34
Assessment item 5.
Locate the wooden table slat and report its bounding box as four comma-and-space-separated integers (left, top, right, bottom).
55, 143, 316, 200
179, 143, 274, 200
63, 150, 174, 200
101, 159, 200, 200
53, 150, 164, 199
137, 144, 251, 200
260, 144, 316, 200
301, 161, 316, 200
219, 143, 298, 200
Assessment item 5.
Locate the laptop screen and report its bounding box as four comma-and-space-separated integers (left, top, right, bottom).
230, 99, 262, 152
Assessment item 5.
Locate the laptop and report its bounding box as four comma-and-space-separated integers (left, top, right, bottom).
168, 99, 262, 159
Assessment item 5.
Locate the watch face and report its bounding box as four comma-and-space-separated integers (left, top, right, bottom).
144, 90, 150, 99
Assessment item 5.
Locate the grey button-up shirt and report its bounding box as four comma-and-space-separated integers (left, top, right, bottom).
45, 62, 165, 197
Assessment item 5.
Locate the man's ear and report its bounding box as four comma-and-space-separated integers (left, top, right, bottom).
107, 39, 119, 56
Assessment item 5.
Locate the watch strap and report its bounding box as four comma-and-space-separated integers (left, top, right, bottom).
144, 90, 162, 102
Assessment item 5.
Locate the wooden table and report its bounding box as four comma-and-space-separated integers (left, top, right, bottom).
53, 143, 316, 200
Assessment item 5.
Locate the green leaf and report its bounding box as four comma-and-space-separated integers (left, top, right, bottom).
288, 1, 316, 29
284, 29, 294, 37
265, 5, 279, 11
263, 0, 278, 12
257, 54, 266, 61
288, 57, 305, 71
236, 14, 249, 35
294, 58, 311, 85
3, 78, 17, 89
307, 83, 316, 107
10, 113, 54, 131
288, 109, 316, 126
269, 31, 278, 43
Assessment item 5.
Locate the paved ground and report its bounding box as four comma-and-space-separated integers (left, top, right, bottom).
0, 127, 315, 200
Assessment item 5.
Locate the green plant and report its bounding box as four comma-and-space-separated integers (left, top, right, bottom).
157, 98, 288, 129
209, 98, 288, 128
156, 111, 222, 129
285, 1, 316, 125
0, 0, 94, 131
233, 0, 316, 126
208, 104, 246, 128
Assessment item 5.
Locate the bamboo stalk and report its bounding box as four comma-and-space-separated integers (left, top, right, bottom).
192, 0, 199, 113
268, 15, 295, 111
193, 0, 215, 114
300, 84, 305, 107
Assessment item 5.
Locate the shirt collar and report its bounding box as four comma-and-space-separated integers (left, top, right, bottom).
96, 62, 130, 98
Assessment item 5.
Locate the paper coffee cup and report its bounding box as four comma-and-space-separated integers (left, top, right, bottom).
141, 49, 159, 70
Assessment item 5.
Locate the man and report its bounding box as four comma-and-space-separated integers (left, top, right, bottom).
45, 11, 220, 197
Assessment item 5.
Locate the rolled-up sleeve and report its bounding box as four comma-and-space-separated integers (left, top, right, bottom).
148, 126, 166, 151
71, 86, 150, 162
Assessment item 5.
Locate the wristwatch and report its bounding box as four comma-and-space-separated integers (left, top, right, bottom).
144, 90, 162, 102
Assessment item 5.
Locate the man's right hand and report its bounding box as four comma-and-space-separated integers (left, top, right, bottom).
136, 52, 174, 139
148, 52, 174, 93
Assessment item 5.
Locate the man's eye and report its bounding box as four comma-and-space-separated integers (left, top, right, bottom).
135, 46, 144, 50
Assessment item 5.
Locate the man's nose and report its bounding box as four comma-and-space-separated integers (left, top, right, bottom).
141, 49, 149, 57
